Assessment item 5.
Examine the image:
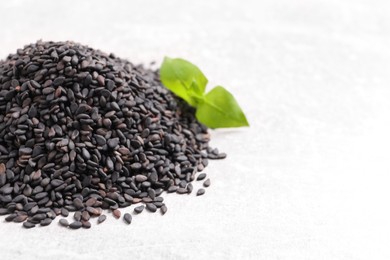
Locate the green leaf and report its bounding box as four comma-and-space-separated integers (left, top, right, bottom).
159, 57, 249, 129
160, 57, 208, 107
196, 86, 249, 128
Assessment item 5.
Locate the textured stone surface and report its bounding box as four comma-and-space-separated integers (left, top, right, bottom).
1, 0, 390, 259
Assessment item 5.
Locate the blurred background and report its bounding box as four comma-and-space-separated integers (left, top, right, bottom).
1, 0, 390, 259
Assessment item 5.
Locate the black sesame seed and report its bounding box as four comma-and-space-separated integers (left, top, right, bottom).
69, 221, 82, 229
61, 208, 69, 217
113, 209, 121, 219
40, 218, 52, 226
5, 213, 17, 222
146, 203, 157, 213
167, 186, 178, 193
134, 205, 144, 214
176, 188, 188, 194
97, 215, 106, 224
0, 208, 9, 215
59, 219, 69, 227
23, 221, 36, 229
74, 211, 82, 221
82, 220, 91, 229
73, 198, 84, 210
197, 188, 206, 196
160, 205, 167, 215
135, 174, 147, 182
123, 213, 132, 224
187, 183, 193, 194
130, 163, 142, 170
197, 173, 207, 181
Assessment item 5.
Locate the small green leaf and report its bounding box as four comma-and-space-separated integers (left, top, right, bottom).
159, 57, 249, 129
196, 86, 249, 128
160, 57, 208, 107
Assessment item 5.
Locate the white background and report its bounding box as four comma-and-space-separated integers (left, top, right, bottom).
1, 0, 390, 259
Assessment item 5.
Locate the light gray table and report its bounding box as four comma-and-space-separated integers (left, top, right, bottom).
1, 0, 390, 259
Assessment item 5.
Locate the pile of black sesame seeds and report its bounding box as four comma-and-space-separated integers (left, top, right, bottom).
0, 41, 225, 229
